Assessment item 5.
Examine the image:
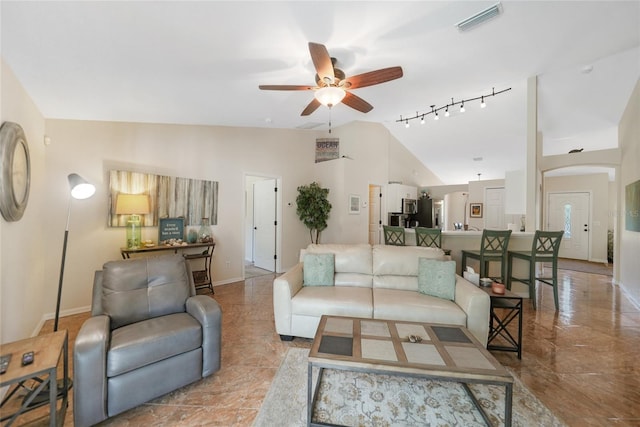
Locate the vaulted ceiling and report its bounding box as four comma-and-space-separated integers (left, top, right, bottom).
2, 1, 638, 184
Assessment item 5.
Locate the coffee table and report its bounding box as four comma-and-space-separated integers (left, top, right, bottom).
308, 315, 513, 427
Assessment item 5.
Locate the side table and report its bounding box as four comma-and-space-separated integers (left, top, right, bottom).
0, 330, 69, 426
480, 286, 523, 359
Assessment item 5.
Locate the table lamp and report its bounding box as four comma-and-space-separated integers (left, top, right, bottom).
115, 194, 150, 249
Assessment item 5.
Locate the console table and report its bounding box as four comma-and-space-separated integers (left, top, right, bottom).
0, 330, 69, 426
120, 242, 215, 293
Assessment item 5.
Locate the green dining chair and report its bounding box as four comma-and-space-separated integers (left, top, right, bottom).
461, 229, 512, 283
507, 230, 564, 310
414, 227, 451, 255
383, 225, 405, 246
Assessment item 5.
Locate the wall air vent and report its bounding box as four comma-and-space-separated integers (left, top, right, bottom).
456, 2, 503, 31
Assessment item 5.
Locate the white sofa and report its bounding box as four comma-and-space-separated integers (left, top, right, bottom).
273, 244, 491, 346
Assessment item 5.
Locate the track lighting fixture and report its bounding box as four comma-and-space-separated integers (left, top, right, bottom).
396, 87, 511, 126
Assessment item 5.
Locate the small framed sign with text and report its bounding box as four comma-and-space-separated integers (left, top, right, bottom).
159, 217, 184, 243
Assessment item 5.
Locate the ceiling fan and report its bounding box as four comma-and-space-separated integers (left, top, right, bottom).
259, 42, 403, 116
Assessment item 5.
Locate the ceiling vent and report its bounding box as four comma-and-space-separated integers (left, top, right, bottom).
456, 2, 503, 31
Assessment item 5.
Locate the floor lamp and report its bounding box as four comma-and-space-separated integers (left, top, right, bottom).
54, 173, 95, 331
28, 174, 95, 407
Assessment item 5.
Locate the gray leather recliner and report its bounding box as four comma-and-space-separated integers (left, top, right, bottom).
73, 254, 222, 427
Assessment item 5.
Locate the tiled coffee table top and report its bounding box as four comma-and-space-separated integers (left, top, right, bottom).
310, 316, 511, 381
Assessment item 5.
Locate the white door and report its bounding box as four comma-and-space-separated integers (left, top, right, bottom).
485, 187, 506, 229
547, 192, 590, 260
369, 185, 382, 245
253, 179, 276, 271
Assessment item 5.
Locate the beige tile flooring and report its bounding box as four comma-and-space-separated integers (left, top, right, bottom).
8, 267, 640, 426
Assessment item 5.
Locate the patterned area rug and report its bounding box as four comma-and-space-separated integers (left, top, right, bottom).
254, 348, 567, 427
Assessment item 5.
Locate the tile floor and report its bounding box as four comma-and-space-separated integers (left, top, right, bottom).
8, 267, 640, 426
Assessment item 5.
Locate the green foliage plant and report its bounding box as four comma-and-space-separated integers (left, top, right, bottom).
296, 182, 331, 244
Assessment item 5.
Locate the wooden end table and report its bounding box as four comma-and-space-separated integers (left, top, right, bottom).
0, 330, 69, 426
308, 315, 513, 427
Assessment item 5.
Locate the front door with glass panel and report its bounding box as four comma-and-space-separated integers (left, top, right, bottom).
547, 192, 590, 260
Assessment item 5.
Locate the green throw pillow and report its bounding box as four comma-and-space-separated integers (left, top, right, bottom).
303, 253, 335, 286
417, 258, 456, 301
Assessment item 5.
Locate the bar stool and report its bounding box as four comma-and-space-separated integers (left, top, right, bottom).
414, 227, 451, 255
461, 229, 512, 283
383, 225, 405, 246
507, 230, 564, 310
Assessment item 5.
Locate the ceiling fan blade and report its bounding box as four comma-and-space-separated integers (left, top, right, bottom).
259, 85, 315, 91
308, 42, 335, 84
301, 98, 321, 116
343, 66, 403, 89
342, 92, 373, 113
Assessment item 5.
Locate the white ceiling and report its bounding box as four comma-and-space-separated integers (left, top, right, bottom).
2, 1, 639, 184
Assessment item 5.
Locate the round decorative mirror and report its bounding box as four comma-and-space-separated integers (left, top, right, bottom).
0, 122, 31, 221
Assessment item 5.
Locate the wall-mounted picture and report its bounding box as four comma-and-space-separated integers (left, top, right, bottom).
315, 137, 339, 163
470, 203, 483, 218
349, 194, 360, 214
626, 179, 640, 232
108, 170, 218, 228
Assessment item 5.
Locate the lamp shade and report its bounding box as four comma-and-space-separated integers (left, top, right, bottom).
314, 86, 346, 107
68, 173, 96, 200
115, 194, 150, 215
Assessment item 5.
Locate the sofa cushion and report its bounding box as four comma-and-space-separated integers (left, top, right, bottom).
107, 312, 202, 377
418, 258, 456, 301
303, 253, 335, 286
373, 288, 466, 327
303, 244, 372, 275
292, 286, 373, 318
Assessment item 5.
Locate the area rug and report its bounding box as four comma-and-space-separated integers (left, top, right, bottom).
556, 258, 612, 276
254, 348, 567, 427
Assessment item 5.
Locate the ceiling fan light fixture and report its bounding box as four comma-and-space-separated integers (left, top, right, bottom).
314, 86, 346, 107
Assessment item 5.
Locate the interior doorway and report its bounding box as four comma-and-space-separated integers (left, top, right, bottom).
368, 185, 382, 245
244, 175, 281, 275
485, 187, 506, 229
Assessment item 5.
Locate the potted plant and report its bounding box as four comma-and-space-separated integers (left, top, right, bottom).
296, 182, 331, 244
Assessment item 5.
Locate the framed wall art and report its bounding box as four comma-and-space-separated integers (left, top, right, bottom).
470, 203, 483, 218
349, 194, 360, 214
625, 179, 640, 232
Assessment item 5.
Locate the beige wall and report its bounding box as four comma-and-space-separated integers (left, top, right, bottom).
618, 79, 640, 305
0, 62, 47, 342
1, 63, 442, 341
